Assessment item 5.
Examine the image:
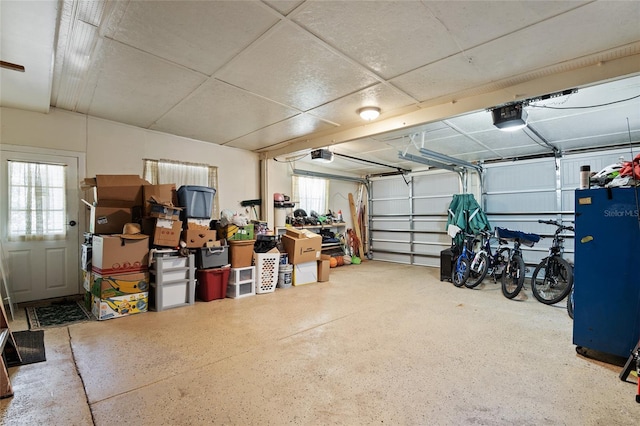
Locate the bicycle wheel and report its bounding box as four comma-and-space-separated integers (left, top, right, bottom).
567, 287, 574, 319
531, 256, 573, 305
452, 257, 470, 287
465, 252, 488, 288
501, 254, 525, 299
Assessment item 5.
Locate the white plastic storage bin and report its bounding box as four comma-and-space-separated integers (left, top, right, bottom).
253, 251, 279, 294
150, 254, 195, 311
227, 266, 256, 299
177, 185, 216, 219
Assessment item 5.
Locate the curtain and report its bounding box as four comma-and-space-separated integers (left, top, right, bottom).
293, 176, 329, 215
143, 159, 219, 219
8, 161, 66, 241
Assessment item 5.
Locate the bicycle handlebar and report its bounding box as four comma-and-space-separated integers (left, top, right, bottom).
537, 219, 574, 232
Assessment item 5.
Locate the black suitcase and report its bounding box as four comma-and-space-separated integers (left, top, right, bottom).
440, 247, 457, 281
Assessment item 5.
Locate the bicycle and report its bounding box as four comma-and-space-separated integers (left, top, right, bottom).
531, 219, 574, 305
451, 233, 478, 287
496, 227, 541, 299
465, 229, 510, 289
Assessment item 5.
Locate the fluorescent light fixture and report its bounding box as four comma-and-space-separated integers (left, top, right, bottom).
358, 106, 381, 121
492, 104, 528, 131
311, 149, 334, 163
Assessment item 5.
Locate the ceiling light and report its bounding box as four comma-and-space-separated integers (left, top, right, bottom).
491, 103, 528, 131
311, 149, 334, 163
358, 106, 381, 121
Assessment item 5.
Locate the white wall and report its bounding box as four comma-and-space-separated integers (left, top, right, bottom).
1, 107, 260, 221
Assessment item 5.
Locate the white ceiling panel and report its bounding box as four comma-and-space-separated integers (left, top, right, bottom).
111, 1, 279, 76
307, 83, 417, 126
216, 23, 379, 111
293, 1, 458, 79
225, 113, 336, 151
87, 41, 206, 128
389, 54, 486, 102
423, 1, 588, 51
152, 79, 299, 144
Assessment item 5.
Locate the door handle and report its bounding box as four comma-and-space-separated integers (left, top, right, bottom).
68, 220, 77, 227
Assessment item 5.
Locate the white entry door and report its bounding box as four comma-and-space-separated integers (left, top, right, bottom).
0, 148, 80, 303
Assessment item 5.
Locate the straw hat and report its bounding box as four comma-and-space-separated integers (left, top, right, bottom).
117, 223, 147, 240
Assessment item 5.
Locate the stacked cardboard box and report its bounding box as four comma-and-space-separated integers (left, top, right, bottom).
280, 228, 322, 286
141, 184, 182, 248
90, 234, 150, 320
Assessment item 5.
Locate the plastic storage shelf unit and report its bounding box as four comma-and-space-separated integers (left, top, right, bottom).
150, 254, 195, 311
177, 185, 216, 219
227, 266, 256, 299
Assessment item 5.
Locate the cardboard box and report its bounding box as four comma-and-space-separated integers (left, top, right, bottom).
181, 229, 217, 248
82, 175, 148, 206
143, 184, 177, 216
218, 224, 254, 241
293, 261, 317, 286
148, 203, 182, 221
84, 204, 134, 235
142, 218, 182, 247
82, 174, 148, 234
82, 270, 93, 292
281, 230, 322, 264
185, 218, 211, 231
92, 235, 149, 275
81, 243, 92, 272
317, 254, 331, 282
91, 272, 150, 298
92, 292, 149, 320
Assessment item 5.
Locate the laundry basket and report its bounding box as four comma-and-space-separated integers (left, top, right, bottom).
252, 249, 280, 294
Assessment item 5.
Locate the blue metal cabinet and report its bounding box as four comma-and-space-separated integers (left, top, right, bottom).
573, 187, 640, 358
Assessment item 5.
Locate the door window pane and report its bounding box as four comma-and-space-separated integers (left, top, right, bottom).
8, 161, 67, 240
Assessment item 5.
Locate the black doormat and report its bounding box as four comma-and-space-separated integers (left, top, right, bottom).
5, 330, 46, 367
26, 301, 91, 330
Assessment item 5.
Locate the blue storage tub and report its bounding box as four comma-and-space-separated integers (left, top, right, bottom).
177, 185, 215, 219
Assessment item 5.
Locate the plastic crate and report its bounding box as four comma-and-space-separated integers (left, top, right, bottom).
196, 267, 230, 301
195, 245, 229, 269
177, 185, 215, 219
253, 250, 280, 294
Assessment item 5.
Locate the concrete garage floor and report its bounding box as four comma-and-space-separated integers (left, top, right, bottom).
1, 260, 637, 425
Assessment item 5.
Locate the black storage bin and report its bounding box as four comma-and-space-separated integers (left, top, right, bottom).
195, 245, 229, 269
440, 247, 457, 281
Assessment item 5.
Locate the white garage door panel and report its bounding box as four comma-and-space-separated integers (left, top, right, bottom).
371, 177, 410, 197
413, 219, 447, 232
484, 160, 556, 192
373, 231, 410, 242
413, 173, 459, 196
372, 218, 411, 230
413, 197, 453, 214
371, 199, 409, 215
485, 192, 557, 213
375, 252, 412, 264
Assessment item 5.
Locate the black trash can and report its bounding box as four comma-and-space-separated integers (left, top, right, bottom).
440, 247, 457, 281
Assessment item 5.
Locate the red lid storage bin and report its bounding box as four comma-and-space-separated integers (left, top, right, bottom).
196, 267, 230, 301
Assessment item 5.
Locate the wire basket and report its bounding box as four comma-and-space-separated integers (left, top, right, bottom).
253, 251, 280, 294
